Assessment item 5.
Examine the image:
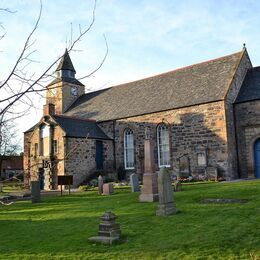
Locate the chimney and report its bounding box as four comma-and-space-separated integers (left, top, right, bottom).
43, 103, 55, 116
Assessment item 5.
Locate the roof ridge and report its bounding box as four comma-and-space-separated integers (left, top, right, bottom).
223, 48, 249, 100
137, 50, 243, 82
54, 114, 96, 122
84, 50, 244, 94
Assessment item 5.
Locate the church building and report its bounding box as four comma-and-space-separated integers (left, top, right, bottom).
23, 47, 260, 190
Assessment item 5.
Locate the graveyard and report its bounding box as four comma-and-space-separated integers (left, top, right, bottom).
0, 180, 259, 259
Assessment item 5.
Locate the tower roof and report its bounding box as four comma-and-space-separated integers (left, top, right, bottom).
56, 49, 76, 73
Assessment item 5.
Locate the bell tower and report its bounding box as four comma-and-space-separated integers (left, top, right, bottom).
46, 49, 85, 115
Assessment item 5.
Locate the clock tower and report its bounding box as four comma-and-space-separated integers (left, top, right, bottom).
46, 49, 85, 115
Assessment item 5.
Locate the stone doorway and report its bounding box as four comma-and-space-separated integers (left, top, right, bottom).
254, 139, 260, 178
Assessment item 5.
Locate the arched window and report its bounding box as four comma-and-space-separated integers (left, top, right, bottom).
124, 128, 134, 169
157, 124, 170, 167
40, 124, 50, 156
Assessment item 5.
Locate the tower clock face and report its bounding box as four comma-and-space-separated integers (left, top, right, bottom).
70, 86, 78, 96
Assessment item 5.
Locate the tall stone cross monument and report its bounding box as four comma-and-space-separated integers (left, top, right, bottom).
139, 128, 159, 202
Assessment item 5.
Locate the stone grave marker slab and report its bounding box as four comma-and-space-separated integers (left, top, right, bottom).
156, 167, 177, 216
31, 181, 41, 203
103, 183, 114, 195
130, 173, 140, 192
98, 175, 104, 195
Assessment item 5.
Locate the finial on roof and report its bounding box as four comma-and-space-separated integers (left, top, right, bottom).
243, 43, 246, 49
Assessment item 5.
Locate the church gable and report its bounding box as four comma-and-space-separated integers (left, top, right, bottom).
65, 50, 244, 122
235, 66, 260, 103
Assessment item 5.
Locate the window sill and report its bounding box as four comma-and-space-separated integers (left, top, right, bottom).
159, 165, 171, 168
125, 167, 135, 170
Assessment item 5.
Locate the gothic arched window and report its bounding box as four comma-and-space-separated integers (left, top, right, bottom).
124, 128, 134, 169
157, 124, 170, 167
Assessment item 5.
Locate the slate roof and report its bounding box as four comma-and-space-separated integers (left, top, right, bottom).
52, 115, 110, 139
65, 50, 244, 121
24, 123, 38, 133
235, 66, 260, 103
24, 115, 111, 140
48, 49, 84, 87
56, 49, 76, 72
48, 77, 84, 87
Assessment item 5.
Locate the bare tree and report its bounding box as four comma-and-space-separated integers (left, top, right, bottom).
0, 119, 21, 181
0, 0, 108, 125
0, 120, 20, 156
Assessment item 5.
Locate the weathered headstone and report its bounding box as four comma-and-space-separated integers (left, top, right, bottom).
139, 132, 158, 202
179, 155, 190, 178
103, 183, 114, 195
206, 167, 218, 181
156, 167, 176, 216
88, 211, 121, 245
130, 173, 140, 192
98, 175, 104, 194
31, 181, 41, 203
0, 182, 3, 193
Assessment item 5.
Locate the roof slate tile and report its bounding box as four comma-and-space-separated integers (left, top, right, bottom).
65, 51, 244, 121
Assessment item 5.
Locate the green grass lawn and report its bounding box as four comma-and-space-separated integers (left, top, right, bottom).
0, 180, 259, 260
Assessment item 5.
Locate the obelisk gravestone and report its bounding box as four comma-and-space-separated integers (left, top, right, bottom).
139, 128, 158, 202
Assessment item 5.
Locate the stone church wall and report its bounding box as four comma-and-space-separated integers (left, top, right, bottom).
23, 123, 66, 189
113, 101, 230, 179
235, 100, 260, 178
224, 51, 252, 179
64, 137, 114, 187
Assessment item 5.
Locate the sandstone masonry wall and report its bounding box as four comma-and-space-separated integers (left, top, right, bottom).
64, 137, 114, 187
235, 100, 260, 178
23, 119, 66, 190
224, 50, 252, 178
112, 101, 229, 178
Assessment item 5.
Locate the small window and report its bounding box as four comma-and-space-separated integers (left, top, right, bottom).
52, 140, 58, 154
124, 128, 134, 169
34, 143, 38, 157
157, 124, 170, 167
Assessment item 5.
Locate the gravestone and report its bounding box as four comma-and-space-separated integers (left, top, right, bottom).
206, 167, 218, 181
156, 167, 176, 216
139, 130, 159, 202
103, 183, 114, 195
179, 155, 190, 178
88, 211, 121, 245
130, 173, 140, 192
0, 182, 3, 193
31, 181, 41, 203
98, 175, 103, 195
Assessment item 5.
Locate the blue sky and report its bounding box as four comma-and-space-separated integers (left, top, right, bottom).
1, 0, 260, 145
